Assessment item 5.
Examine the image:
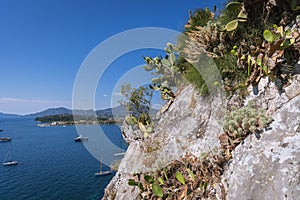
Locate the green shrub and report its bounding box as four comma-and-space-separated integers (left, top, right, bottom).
143, 0, 300, 97
119, 84, 153, 125
128, 154, 225, 199
184, 8, 215, 32
223, 102, 272, 138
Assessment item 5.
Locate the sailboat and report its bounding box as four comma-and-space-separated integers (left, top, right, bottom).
94, 154, 112, 176
3, 144, 18, 166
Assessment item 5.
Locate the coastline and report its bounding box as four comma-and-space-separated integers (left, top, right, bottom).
36, 120, 123, 127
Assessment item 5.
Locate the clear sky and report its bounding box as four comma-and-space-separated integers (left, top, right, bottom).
0, 0, 226, 114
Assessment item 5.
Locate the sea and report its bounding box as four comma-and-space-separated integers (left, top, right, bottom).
0, 118, 127, 200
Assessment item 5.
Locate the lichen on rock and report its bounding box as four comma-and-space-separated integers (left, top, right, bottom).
222, 88, 300, 199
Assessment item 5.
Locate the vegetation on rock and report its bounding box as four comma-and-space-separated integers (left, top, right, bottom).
144, 44, 185, 100
127, 101, 273, 198
143, 0, 300, 96
220, 102, 272, 159
123, 0, 299, 199
128, 154, 225, 199
119, 84, 153, 119
119, 84, 155, 138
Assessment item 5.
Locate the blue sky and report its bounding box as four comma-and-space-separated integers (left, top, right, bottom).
0, 0, 226, 114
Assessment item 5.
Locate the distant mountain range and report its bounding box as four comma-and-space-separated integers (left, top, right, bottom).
0, 106, 158, 119
0, 112, 21, 118
24, 107, 73, 118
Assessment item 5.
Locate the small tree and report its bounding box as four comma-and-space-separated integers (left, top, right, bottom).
119, 84, 153, 125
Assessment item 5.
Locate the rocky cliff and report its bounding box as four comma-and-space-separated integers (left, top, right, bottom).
222, 75, 300, 199
103, 74, 300, 199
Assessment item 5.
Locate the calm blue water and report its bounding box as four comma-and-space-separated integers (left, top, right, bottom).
0, 118, 125, 200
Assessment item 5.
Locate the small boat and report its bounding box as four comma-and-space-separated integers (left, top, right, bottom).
0, 129, 3, 132
94, 170, 112, 176
37, 123, 49, 127
3, 160, 18, 166
3, 144, 17, 166
74, 135, 88, 142
95, 154, 112, 176
0, 137, 11, 142
114, 152, 125, 156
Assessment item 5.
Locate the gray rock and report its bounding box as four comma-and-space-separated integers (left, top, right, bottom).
245, 75, 300, 115
103, 85, 226, 199
222, 89, 300, 200
121, 121, 143, 143
103, 76, 300, 200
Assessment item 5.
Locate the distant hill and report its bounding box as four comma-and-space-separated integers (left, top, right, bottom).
24, 106, 126, 119
24, 107, 73, 118
0, 105, 158, 119
73, 109, 96, 116
96, 106, 127, 118
0, 112, 21, 118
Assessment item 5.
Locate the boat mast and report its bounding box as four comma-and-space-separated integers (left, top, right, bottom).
3, 150, 9, 163
100, 153, 102, 172
4, 143, 12, 162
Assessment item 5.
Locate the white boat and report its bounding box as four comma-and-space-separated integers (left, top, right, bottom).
37, 123, 49, 127
3, 160, 18, 166
0, 137, 11, 142
114, 152, 125, 156
74, 135, 88, 142
94, 170, 112, 176
95, 154, 112, 176
3, 144, 18, 166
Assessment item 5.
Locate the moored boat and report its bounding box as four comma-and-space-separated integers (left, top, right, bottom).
114, 152, 125, 156
3, 160, 18, 166
74, 135, 88, 142
94, 170, 112, 176
3, 144, 17, 166
37, 123, 50, 127
0, 137, 11, 142
95, 153, 113, 176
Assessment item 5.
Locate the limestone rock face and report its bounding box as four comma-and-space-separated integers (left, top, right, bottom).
245, 75, 300, 116
103, 75, 300, 200
103, 86, 226, 199
222, 75, 300, 200
222, 95, 300, 199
